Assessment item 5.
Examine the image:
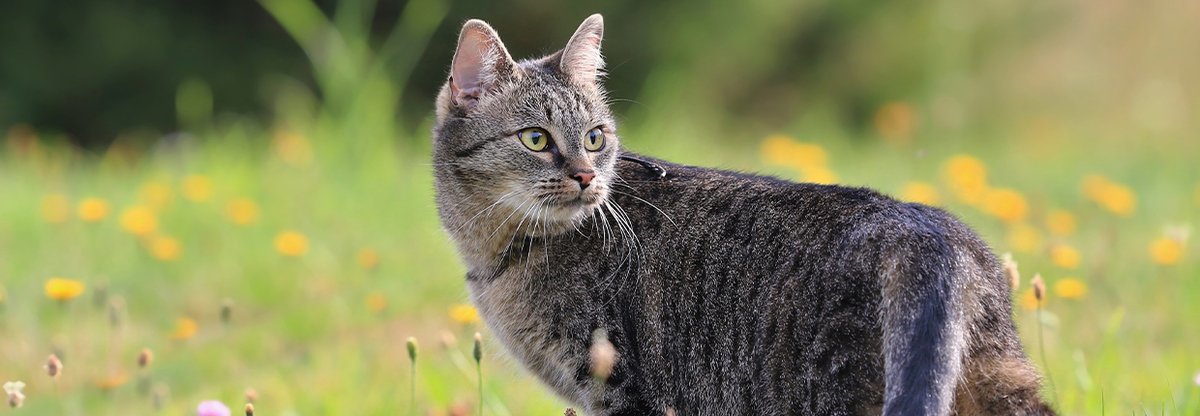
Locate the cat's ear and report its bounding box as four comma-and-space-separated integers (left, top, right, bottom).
450, 19, 515, 108
559, 14, 605, 85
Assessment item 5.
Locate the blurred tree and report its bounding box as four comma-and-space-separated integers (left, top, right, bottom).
0, 0, 314, 148
4, 0, 1151, 149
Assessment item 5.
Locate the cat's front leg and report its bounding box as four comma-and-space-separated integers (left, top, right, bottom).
577, 352, 664, 416
585, 380, 662, 416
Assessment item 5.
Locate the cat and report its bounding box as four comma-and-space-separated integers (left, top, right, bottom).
432, 14, 1055, 416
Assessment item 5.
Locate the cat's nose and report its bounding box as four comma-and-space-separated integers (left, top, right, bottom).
570, 169, 596, 188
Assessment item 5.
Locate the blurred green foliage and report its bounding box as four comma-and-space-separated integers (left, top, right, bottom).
12, 0, 1196, 151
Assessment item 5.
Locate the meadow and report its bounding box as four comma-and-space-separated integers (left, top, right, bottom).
3, 106, 1199, 414
3, 1, 1200, 414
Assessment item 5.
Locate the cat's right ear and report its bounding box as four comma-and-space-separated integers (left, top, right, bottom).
450, 19, 515, 109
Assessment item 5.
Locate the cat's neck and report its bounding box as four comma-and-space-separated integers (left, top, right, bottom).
439, 192, 581, 272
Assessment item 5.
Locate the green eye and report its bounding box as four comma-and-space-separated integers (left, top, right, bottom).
518, 128, 550, 151
584, 128, 605, 151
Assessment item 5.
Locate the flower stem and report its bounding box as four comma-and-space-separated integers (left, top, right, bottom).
409, 362, 416, 416
1035, 304, 1057, 401
476, 362, 483, 416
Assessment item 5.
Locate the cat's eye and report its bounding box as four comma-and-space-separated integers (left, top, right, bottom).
518, 128, 551, 152
584, 127, 606, 151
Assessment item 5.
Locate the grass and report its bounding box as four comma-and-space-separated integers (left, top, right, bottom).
2, 0, 1199, 413
1, 116, 1197, 414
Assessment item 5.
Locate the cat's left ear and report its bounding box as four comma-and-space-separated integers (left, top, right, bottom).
560, 14, 605, 85
450, 19, 516, 108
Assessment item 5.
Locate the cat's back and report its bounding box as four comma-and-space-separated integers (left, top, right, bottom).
613, 153, 935, 247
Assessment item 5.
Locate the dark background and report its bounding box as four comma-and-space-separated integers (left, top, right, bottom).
0, 0, 1068, 149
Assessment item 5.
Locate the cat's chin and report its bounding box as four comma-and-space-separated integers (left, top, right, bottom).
526, 192, 607, 236
547, 196, 604, 221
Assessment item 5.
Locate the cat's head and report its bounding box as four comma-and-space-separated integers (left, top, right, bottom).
433, 14, 616, 233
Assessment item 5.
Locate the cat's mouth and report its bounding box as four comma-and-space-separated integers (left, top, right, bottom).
537, 185, 608, 221
551, 187, 605, 208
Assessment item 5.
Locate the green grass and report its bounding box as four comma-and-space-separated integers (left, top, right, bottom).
1, 118, 1197, 415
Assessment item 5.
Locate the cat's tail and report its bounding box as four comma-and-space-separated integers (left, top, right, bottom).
877, 204, 1054, 416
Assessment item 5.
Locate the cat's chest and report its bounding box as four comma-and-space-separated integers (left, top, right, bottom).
467, 260, 573, 338
466, 263, 597, 402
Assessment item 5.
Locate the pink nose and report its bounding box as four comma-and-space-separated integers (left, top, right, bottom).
571, 171, 596, 188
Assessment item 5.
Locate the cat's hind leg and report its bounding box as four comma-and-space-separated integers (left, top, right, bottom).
873, 206, 970, 416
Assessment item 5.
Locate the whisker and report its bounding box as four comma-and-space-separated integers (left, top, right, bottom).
610, 189, 678, 228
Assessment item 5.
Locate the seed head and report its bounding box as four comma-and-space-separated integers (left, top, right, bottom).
1001, 253, 1020, 291
46, 354, 63, 378
406, 337, 418, 362
245, 403, 255, 416
472, 332, 483, 363
4, 381, 25, 408
564, 408, 578, 416
221, 298, 234, 325
138, 348, 154, 369
1031, 273, 1046, 302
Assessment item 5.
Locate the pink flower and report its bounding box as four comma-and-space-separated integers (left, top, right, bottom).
197, 400, 231, 416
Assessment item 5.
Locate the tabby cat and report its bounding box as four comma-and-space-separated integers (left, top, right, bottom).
432, 14, 1055, 416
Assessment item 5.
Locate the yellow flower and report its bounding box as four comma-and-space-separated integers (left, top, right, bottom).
366, 292, 388, 313
790, 142, 829, 169
760, 135, 794, 165
357, 248, 380, 271
1053, 278, 1087, 300
941, 155, 988, 205
94, 372, 129, 391
148, 235, 182, 261
119, 205, 158, 236
982, 188, 1028, 223
1007, 223, 1043, 254
41, 194, 71, 223
1149, 237, 1184, 265
77, 197, 111, 222
898, 182, 940, 206
801, 166, 838, 185
275, 231, 309, 257
45, 277, 86, 301
449, 304, 481, 325
138, 181, 173, 211
1018, 288, 1046, 310
873, 101, 918, 144
170, 317, 198, 340
1044, 209, 1077, 237
181, 175, 214, 202
761, 135, 828, 169
272, 129, 314, 166
225, 198, 260, 225
1049, 244, 1081, 269
1082, 175, 1136, 216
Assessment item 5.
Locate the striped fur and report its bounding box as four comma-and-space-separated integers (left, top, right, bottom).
432, 15, 1054, 416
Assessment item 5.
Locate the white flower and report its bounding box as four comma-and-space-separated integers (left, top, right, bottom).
4, 381, 26, 408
